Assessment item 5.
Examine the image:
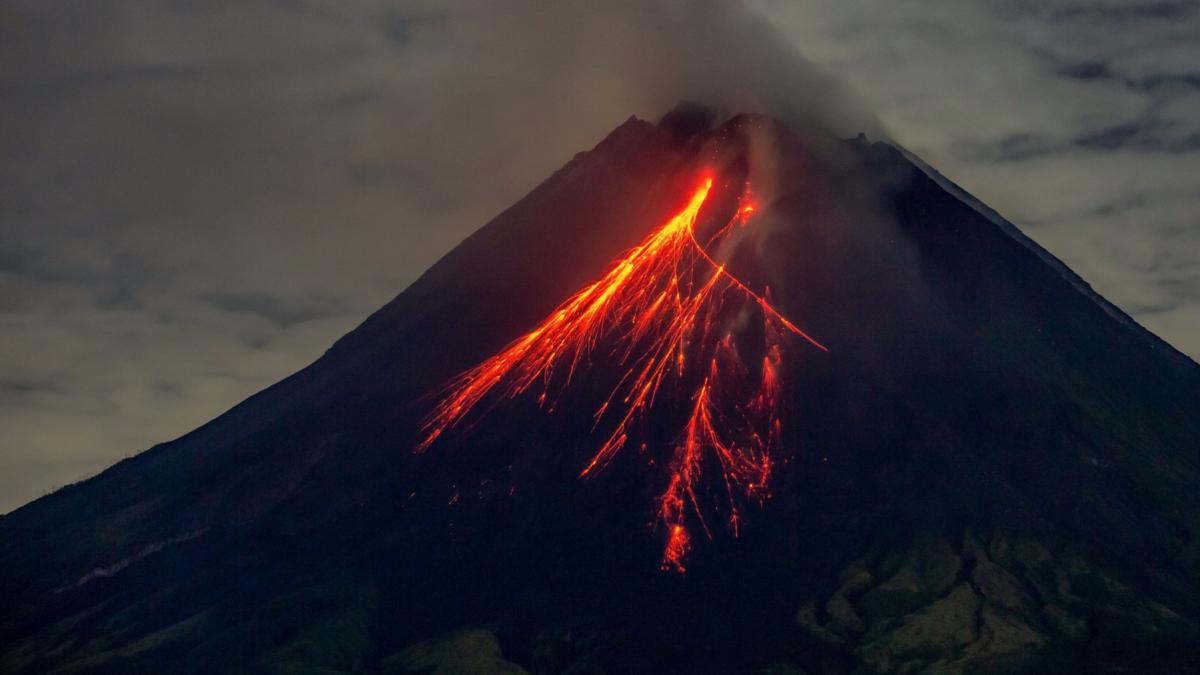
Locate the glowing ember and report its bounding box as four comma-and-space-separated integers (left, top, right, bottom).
418, 176, 825, 572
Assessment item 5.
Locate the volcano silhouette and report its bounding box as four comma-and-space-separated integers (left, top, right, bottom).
2, 109, 1199, 675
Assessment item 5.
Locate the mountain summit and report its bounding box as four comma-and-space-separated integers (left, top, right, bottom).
2, 110, 1198, 674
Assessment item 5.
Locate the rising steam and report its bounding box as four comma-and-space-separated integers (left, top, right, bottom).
401, 0, 887, 217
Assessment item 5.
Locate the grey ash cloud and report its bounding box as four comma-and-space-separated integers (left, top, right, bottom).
1, 0, 1197, 512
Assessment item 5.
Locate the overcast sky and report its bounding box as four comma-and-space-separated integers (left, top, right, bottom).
1, 0, 1197, 513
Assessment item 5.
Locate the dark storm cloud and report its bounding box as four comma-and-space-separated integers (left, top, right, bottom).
1, 0, 1198, 512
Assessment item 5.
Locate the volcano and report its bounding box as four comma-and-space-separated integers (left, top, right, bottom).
2, 109, 1199, 675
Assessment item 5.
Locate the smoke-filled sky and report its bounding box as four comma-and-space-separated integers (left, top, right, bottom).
1, 0, 1197, 513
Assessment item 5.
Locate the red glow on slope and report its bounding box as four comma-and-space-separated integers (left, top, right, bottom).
418, 176, 825, 572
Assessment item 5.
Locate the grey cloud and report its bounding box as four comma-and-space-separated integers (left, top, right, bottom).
3, 65, 206, 100
382, 11, 445, 49
1074, 121, 1200, 153
198, 291, 347, 329
0, 379, 66, 398
1074, 122, 1150, 150
1136, 73, 1200, 92
949, 120, 1200, 161
1057, 59, 1115, 81
995, 0, 1199, 22
952, 133, 1063, 162
1048, 53, 1200, 93
1046, 1, 1198, 22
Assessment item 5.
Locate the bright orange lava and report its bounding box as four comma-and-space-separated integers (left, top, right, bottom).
418, 176, 825, 572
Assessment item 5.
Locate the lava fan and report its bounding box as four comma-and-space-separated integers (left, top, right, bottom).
418, 175, 827, 571
7, 112, 1199, 675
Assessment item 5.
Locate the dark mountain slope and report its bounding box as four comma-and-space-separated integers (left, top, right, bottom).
2, 111, 1198, 675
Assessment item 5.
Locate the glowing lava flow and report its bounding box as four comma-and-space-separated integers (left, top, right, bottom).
418, 177, 825, 572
